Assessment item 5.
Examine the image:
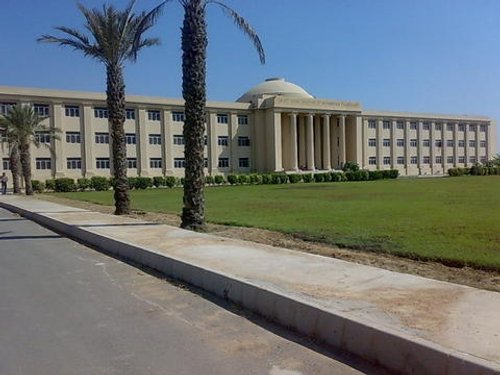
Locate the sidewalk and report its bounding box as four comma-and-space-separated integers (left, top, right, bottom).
1, 195, 499, 375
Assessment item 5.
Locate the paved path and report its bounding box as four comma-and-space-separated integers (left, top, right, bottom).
0, 207, 382, 375
1, 195, 499, 375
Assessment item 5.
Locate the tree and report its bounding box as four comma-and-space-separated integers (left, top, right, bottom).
38, 0, 166, 215
0, 124, 21, 194
178, 0, 265, 230
0, 105, 58, 195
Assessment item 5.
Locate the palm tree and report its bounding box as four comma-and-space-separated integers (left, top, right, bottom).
0, 124, 21, 194
178, 0, 265, 230
0, 105, 58, 195
38, 0, 166, 215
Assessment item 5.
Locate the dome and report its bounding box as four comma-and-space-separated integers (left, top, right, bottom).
237, 78, 313, 102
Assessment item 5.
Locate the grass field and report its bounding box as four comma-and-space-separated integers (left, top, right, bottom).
52, 176, 500, 270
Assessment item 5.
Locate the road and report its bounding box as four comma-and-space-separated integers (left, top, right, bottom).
0, 207, 385, 375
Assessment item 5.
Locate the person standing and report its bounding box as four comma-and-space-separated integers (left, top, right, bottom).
1, 173, 8, 195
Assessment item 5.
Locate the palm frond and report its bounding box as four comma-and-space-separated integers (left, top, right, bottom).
208, 0, 265, 64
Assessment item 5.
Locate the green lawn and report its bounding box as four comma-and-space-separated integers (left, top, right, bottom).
52, 176, 500, 270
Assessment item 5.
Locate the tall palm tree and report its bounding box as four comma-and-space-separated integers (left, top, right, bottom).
0, 105, 58, 196
38, 0, 166, 215
0, 125, 21, 194
178, 0, 265, 230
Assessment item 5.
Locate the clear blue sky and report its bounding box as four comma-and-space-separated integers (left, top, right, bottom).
1, 0, 499, 152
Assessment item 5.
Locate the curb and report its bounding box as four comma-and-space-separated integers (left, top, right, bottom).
2, 200, 499, 375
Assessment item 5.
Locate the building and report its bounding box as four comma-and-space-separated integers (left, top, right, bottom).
0, 79, 496, 181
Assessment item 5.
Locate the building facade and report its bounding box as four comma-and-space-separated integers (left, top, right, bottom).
0, 79, 496, 181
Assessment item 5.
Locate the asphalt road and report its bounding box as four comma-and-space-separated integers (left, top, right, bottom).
0, 207, 385, 375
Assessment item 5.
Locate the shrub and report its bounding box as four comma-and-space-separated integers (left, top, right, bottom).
322, 172, 332, 182
153, 176, 165, 187
302, 173, 313, 183
237, 174, 249, 184
314, 173, 325, 183
448, 168, 465, 177
165, 176, 177, 188
342, 161, 360, 172
214, 175, 225, 185
128, 177, 138, 189
91, 176, 110, 191
135, 177, 152, 189
270, 173, 287, 184
179, 177, 185, 186
45, 179, 56, 191
345, 171, 355, 181
356, 170, 370, 181
31, 180, 45, 193
108, 177, 116, 189
262, 174, 272, 184
55, 178, 76, 192
330, 172, 342, 182
205, 175, 214, 185
248, 174, 262, 184
227, 174, 238, 185
368, 170, 384, 180
288, 173, 302, 183
387, 169, 399, 179
77, 178, 91, 191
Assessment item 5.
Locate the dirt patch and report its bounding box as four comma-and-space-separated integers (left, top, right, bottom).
38, 195, 500, 293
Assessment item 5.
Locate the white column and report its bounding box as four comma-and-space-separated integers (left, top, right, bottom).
314, 115, 322, 169
137, 108, 148, 176
391, 120, 397, 169
331, 116, 338, 168
51, 103, 65, 178
207, 112, 218, 174
362, 118, 368, 169
298, 115, 306, 169
229, 112, 238, 173
376, 119, 382, 169
417, 120, 423, 174
441, 123, 446, 173
163, 109, 172, 175
464, 123, 470, 167
475, 124, 480, 163
453, 123, 459, 167
289, 113, 298, 171
404, 120, 410, 175
306, 114, 315, 170
322, 114, 331, 170
430, 121, 435, 174
82, 103, 95, 177
339, 115, 346, 167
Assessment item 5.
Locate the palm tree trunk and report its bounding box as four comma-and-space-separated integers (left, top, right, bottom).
19, 142, 33, 195
9, 144, 21, 194
106, 63, 130, 215
180, 0, 208, 231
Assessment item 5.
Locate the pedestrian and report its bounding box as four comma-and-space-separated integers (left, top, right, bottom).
1, 172, 8, 195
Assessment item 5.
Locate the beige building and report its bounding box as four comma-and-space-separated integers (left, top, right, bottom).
0, 79, 496, 181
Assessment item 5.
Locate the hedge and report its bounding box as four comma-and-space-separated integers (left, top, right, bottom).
90, 176, 110, 191
54, 178, 77, 192
449, 166, 500, 176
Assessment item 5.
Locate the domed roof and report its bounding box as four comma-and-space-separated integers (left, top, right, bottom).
237, 78, 313, 102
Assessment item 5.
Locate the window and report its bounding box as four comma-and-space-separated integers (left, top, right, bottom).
174, 158, 185, 168
469, 156, 476, 164
238, 136, 250, 146
125, 133, 137, 145
446, 124, 454, 132
34, 104, 49, 117
65, 105, 80, 117
36, 158, 52, 170
368, 138, 376, 147
35, 132, 51, 143
172, 111, 185, 122
368, 157, 376, 165
66, 158, 81, 169
95, 133, 109, 144
147, 110, 161, 121
383, 139, 390, 147
218, 157, 229, 168
458, 156, 465, 164
217, 114, 229, 124
480, 124, 487, 132
150, 158, 162, 169
96, 158, 110, 169
410, 139, 417, 147
397, 139, 405, 147
396, 121, 404, 130
2, 158, 10, 170
204, 135, 208, 146
173, 134, 185, 145
383, 157, 391, 165
469, 124, 476, 131
66, 132, 81, 144
469, 140, 476, 148
410, 156, 418, 164
237, 115, 248, 125
435, 156, 442, 164
218, 136, 228, 146
458, 123, 466, 132
368, 120, 376, 129
446, 140, 454, 147
383, 120, 391, 129
127, 158, 137, 169
447, 156, 454, 164
239, 158, 249, 168
410, 122, 417, 130
0, 102, 15, 115
94, 107, 108, 118
435, 140, 442, 148
397, 156, 405, 165
435, 123, 442, 131
423, 139, 430, 147
423, 156, 430, 164
458, 140, 465, 147
125, 109, 136, 120
480, 140, 487, 148
422, 122, 430, 130
149, 134, 161, 145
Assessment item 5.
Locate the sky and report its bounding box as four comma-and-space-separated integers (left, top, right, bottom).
0, 0, 499, 152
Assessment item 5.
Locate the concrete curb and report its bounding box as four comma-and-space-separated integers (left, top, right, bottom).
2, 200, 499, 375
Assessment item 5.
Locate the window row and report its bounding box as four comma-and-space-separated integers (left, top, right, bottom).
367, 156, 486, 166
367, 120, 487, 132
368, 138, 487, 148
